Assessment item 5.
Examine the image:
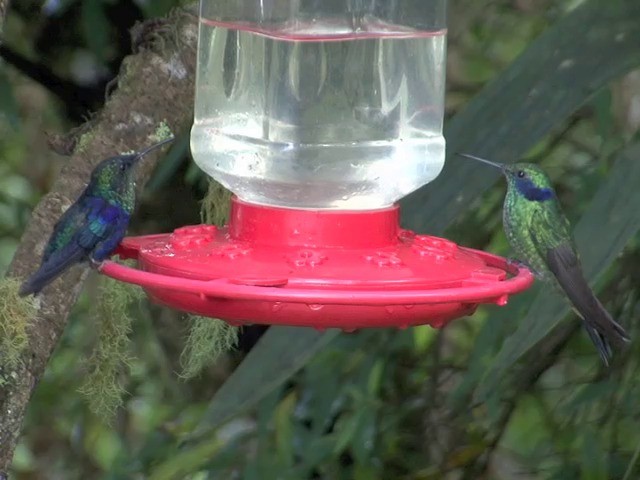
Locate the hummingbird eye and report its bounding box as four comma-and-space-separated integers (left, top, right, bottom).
119, 162, 127, 172
517, 170, 526, 178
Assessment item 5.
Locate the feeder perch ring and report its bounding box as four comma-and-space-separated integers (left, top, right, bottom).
100, 197, 534, 330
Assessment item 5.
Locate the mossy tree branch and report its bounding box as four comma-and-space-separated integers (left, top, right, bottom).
0, 8, 198, 474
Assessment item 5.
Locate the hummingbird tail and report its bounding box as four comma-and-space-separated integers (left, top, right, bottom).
579, 296, 630, 351
564, 282, 630, 366
546, 243, 630, 364
576, 298, 629, 366
19, 246, 86, 296
583, 323, 613, 366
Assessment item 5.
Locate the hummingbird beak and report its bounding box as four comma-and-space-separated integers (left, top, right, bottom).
457, 153, 505, 171
134, 136, 175, 162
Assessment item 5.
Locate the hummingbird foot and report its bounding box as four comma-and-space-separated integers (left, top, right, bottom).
506, 257, 527, 270
506, 257, 544, 279
89, 258, 105, 271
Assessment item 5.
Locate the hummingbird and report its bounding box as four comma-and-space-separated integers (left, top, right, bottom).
19, 137, 174, 297
459, 153, 630, 365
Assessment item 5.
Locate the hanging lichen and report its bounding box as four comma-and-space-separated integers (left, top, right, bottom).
178, 182, 238, 379
179, 316, 239, 380
201, 178, 233, 226
78, 275, 143, 421
0, 278, 36, 370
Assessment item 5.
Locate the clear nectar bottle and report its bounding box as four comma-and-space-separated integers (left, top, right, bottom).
191, 0, 447, 209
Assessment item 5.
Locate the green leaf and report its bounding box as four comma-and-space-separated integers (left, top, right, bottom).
274, 392, 297, 467
447, 292, 535, 411
188, 327, 339, 440
333, 410, 363, 454
367, 360, 384, 395
580, 426, 608, 480
477, 142, 640, 398
622, 438, 640, 480
351, 407, 377, 464
297, 436, 339, 471
591, 88, 614, 141
559, 380, 615, 415
302, 353, 346, 435
402, 0, 640, 234
148, 437, 222, 480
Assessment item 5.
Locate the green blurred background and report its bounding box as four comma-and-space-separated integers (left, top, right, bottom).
1, 0, 640, 479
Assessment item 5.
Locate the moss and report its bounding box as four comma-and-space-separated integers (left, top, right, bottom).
177, 169, 236, 379
201, 179, 233, 226
74, 131, 95, 155
78, 275, 143, 421
150, 121, 174, 143
179, 316, 239, 380
181, 180, 237, 376
111, 57, 135, 96
0, 278, 36, 369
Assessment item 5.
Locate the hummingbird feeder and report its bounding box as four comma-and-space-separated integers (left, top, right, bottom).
101, 0, 533, 330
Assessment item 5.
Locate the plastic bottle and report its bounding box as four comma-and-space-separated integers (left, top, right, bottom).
191, 0, 447, 209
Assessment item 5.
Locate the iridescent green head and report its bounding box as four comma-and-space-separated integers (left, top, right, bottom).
90, 137, 174, 195
458, 154, 555, 202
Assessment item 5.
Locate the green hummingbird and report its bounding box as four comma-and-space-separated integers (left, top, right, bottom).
459, 154, 630, 365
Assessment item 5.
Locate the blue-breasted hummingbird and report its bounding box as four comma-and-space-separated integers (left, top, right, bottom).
19, 137, 174, 296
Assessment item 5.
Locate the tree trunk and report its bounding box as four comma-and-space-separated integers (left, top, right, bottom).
0, 8, 198, 474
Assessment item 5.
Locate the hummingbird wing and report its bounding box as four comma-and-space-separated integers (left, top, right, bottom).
42, 195, 116, 261
19, 196, 127, 296
19, 201, 90, 296
530, 208, 629, 363
42, 201, 87, 263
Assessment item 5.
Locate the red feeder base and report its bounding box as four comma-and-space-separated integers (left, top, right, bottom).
101, 197, 534, 330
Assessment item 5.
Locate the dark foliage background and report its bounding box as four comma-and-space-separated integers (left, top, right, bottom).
1, 0, 640, 479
